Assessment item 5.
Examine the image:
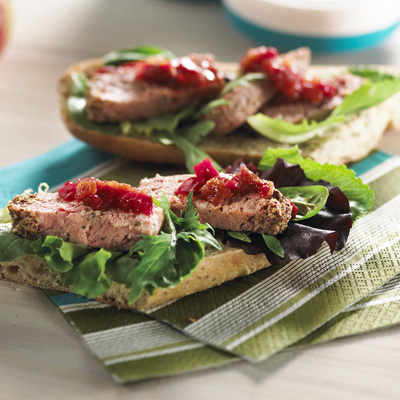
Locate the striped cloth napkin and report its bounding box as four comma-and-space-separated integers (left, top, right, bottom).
2, 140, 400, 383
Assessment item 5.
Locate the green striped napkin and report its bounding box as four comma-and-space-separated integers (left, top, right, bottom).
94, 153, 400, 363
3, 141, 400, 383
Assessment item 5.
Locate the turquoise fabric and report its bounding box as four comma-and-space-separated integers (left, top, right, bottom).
0, 139, 115, 207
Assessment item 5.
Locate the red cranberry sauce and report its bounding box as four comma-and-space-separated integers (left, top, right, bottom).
176, 158, 274, 205
240, 46, 338, 103
58, 178, 153, 215
93, 55, 224, 90
290, 202, 298, 220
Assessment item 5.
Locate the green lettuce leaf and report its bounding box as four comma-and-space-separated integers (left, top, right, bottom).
247, 113, 345, 144
0, 231, 34, 261
279, 185, 329, 221
259, 146, 374, 221
248, 69, 400, 144
102, 45, 175, 65
31, 236, 89, 273
59, 249, 115, 298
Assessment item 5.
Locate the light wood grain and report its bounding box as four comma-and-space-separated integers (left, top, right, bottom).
1, 1, 400, 398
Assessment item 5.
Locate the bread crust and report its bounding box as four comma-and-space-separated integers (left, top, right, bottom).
58, 59, 400, 166
0, 243, 270, 311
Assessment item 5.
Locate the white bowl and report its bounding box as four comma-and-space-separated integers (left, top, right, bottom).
222, 0, 400, 52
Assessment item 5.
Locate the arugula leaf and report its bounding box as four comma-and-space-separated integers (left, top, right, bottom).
259, 146, 374, 221
330, 78, 400, 118
102, 45, 175, 65
349, 67, 400, 82
262, 234, 285, 258
227, 231, 252, 243
221, 72, 266, 96
197, 99, 231, 117
279, 185, 329, 221
121, 104, 198, 137
248, 70, 400, 144
126, 192, 221, 304
196, 72, 267, 118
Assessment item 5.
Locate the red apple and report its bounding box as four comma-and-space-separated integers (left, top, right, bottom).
0, 0, 12, 55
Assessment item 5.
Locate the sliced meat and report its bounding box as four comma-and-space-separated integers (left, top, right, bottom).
139, 174, 293, 236
8, 193, 164, 251
202, 47, 312, 136
86, 53, 225, 123
260, 73, 365, 123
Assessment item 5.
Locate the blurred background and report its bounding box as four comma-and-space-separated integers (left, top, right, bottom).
0, 0, 399, 166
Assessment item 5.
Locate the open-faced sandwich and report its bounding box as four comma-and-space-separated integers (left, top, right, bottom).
58, 45, 400, 171
0, 148, 373, 311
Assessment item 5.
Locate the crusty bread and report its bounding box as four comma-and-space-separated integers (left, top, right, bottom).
0, 242, 270, 311
58, 59, 400, 166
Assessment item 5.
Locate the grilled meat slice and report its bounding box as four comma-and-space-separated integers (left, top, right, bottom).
86, 53, 225, 123
8, 193, 164, 251
260, 73, 364, 123
202, 47, 312, 136
139, 174, 293, 236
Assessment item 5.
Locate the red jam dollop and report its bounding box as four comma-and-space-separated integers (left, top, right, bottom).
176, 158, 274, 205
94, 55, 224, 90
240, 46, 338, 104
58, 178, 153, 215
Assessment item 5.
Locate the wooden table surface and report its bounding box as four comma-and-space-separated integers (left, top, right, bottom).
1, 1, 400, 399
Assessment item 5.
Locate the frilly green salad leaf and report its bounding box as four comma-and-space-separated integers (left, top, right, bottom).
0, 193, 220, 305
247, 113, 345, 144
259, 146, 374, 221
248, 68, 400, 144
0, 232, 34, 262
